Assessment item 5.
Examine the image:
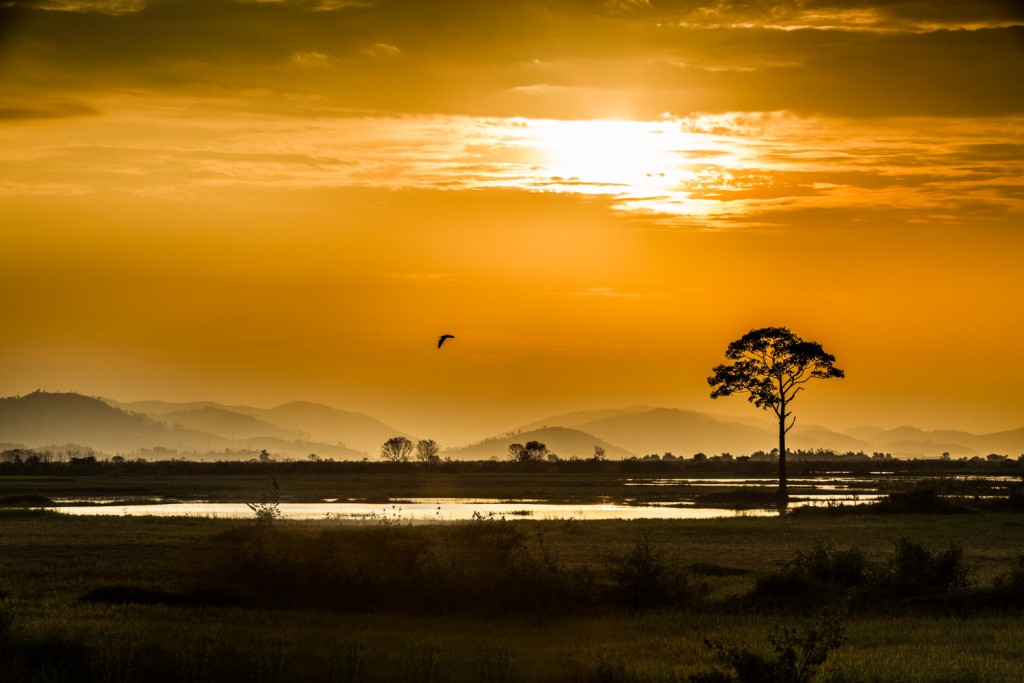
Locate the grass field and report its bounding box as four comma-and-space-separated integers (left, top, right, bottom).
2, 466, 1023, 681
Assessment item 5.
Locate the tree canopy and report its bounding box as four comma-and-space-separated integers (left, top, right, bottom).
380, 436, 414, 463
708, 326, 844, 497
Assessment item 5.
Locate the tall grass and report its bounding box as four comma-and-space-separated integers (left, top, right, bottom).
4, 508, 1024, 681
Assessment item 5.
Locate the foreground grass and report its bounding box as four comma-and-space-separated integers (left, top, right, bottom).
2, 511, 1023, 681
5, 604, 1023, 682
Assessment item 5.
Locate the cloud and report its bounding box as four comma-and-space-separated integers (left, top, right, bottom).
2, 0, 1022, 119
15, 0, 146, 14
604, 0, 652, 11
362, 42, 401, 58
573, 287, 649, 298
290, 50, 332, 66
0, 99, 98, 120
5, 104, 1020, 234
663, 0, 1024, 32
385, 272, 451, 281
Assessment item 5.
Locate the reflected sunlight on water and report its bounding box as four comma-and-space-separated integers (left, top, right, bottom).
50, 497, 858, 522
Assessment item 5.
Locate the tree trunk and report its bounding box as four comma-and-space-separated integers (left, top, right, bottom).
778, 410, 788, 500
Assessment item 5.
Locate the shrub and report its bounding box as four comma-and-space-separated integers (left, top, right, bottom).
246, 476, 281, 526
872, 487, 964, 514
994, 554, 1024, 593
749, 539, 972, 611
748, 544, 867, 610
792, 545, 870, 588
885, 537, 971, 594
690, 612, 845, 683
205, 522, 598, 617
606, 534, 705, 610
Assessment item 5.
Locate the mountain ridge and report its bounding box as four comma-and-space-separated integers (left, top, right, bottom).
2, 392, 1021, 460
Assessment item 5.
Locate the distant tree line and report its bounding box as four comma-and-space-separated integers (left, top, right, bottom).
2, 447, 1022, 479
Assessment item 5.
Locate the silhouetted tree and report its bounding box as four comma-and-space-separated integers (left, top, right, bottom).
415, 439, 441, 463
524, 441, 548, 461
507, 441, 548, 463
380, 436, 413, 463
708, 327, 843, 499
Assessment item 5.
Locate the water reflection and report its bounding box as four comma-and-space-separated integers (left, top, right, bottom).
626, 476, 887, 487
49, 496, 861, 522
39, 472, 1021, 521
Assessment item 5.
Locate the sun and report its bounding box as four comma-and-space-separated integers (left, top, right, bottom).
534, 119, 684, 188
503, 118, 742, 219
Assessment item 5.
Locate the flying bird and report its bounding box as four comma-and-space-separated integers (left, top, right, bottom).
437, 334, 455, 349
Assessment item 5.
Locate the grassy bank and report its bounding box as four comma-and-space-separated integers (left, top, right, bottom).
2, 508, 1024, 681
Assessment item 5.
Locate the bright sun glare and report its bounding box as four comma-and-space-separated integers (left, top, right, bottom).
506, 118, 745, 220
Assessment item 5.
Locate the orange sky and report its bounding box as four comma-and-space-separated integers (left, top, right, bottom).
1, 1, 1022, 443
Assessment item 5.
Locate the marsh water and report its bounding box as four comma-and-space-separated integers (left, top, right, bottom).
49, 474, 897, 521
47, 472, 1019, 521
51, 499, 772, 521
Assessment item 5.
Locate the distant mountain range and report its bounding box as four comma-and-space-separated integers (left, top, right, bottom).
0, 391, 1021, 461
0, 391, 382, 460
108, 398, 412, 455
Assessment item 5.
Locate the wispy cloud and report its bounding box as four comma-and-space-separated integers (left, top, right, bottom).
668, 0, 1024, 32
385, 273, 451, 281
362, 43, 401, 58
4, 0, 1022, 120
572, 287, 650, 298
2, 104, 1021, 229
23, 0, 146, 14
290, 50, 332, 67
0, 99, 98, 120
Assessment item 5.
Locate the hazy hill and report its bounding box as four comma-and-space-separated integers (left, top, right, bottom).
803, 425, 1024, 458
224, 436, 365, 461
0, 392, 371, 460
115, 398, 411, 456
570, 408, 771, 456
977, 428, 1024, 457
515, 407, 1024, 459
788, 426, 874, 454
159, 406, 302, 441
517, 405, 657, 432
445, 427, 632, 461
108, 399, 226, 416
0, 391, 216, 454
6, 392, 1022, 460
843, 425, 887, 442
848, 426, 1024, 458
241, 401, 413, 456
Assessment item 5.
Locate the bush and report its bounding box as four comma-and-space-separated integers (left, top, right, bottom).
748, 544, 867, 610
872, 487, 966, 514
690, 612, 845, 683
793, 545, 870, 588
994, 554, 1024, 593
246, 476, 281, 526
748, 539, 972, 611
203, 522, 598, 617
884, 537, 971, 594
606, 534, 705, 610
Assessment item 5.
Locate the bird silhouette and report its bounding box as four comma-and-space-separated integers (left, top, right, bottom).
437, 334, 455, 349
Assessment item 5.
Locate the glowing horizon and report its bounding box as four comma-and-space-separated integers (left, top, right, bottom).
2, 0, 1022, 444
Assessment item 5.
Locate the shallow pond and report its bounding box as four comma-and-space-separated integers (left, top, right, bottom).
49, 495, 877, 522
